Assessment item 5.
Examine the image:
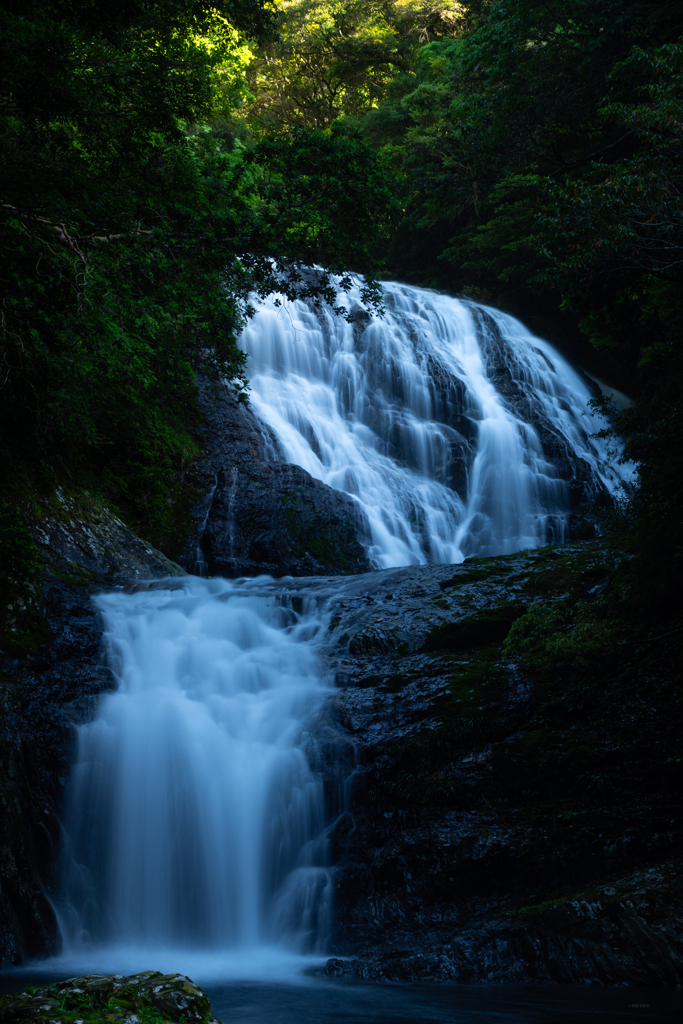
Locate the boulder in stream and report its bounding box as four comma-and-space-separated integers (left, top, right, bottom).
0, 971, 220, 1024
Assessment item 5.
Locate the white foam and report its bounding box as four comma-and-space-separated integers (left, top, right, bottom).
12, 945, 326, 985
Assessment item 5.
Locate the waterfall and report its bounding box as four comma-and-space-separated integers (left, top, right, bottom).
51, 282, 631, 980
58, 577, 334, 973
241, 281, 629, 566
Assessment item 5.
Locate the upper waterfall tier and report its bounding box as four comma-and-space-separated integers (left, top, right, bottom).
239, 282, 630, 568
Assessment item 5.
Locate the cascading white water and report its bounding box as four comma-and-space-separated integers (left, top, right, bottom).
51, 282, 632, 982
59, 577, 334, 972
241, 281, 629, 566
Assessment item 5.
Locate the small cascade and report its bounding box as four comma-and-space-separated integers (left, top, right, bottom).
240, 281, 630, 565
225, 467, 239, 559
59, 578, 334, 961
194, 475, 218, 577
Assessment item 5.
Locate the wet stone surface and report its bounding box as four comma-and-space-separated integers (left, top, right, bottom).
2, 526, 682, 987
310, 543, 683, 985
181, 384, 371, 578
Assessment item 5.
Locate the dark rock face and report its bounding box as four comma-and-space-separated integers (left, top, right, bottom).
0, 499, 185, 967
323, 866, 683, 983
423, 356, 476, 499
312, 544, 683, 985
181, 385, 371, 578
472, 307, 610, 519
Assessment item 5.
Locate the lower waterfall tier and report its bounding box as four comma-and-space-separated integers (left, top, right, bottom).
58, 578, 333, 955
42, 545, 683, 986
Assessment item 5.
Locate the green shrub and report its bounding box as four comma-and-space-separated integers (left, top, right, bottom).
503, 600, 618, 680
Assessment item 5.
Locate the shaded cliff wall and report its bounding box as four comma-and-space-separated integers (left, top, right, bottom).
180, 384, 371, 578
315, 545, 683, 984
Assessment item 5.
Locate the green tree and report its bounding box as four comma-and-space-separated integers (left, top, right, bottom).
242, 0, 468, 131
0, 0, 395, 552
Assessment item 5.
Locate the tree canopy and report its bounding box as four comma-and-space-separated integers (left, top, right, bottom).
242, 1, 469, 130
0, 0, 395, 549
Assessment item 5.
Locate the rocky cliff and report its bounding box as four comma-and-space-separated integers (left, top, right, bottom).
1, 402, 680, 987
180, 384, 371, 578
314, 544, 683, 983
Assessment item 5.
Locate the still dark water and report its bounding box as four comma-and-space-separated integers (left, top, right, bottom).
1, 974, 680, 1023
205, 981, 681, 1024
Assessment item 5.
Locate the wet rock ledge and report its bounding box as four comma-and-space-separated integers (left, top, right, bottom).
315, 543, 683, 985
0, 972, 220, 1024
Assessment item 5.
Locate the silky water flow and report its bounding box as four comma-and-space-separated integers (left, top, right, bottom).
58, 577, 336, 978
53, 282, 633, 980
242, 281, 629, 565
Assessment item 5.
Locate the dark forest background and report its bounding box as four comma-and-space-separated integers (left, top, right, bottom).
2, 0, 683, 632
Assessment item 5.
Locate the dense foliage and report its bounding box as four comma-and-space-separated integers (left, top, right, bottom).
242, 1, 469, 130
0, 0, 394, 555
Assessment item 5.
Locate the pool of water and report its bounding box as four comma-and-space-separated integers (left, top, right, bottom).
204, 981, 681, 1024
1, 973, 680, 1023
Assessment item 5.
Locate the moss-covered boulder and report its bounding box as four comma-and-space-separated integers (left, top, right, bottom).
423, 603, 527, 651
0, 972, 220, 1024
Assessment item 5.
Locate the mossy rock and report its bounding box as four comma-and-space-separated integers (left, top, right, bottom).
0, 972, 219, 1024
423, 603, 527, 652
